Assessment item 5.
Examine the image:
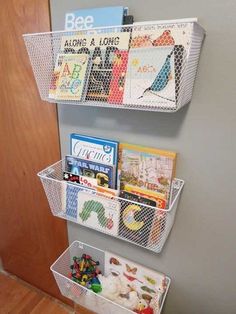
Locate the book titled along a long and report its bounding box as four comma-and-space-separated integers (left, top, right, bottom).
60, 32, 130, 101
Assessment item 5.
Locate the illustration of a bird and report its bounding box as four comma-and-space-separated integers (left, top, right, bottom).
153, 30, 175, 46
138, 49, 174, 100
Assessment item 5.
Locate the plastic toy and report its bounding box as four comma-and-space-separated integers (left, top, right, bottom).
69, 253, 101, 293
135, 307, 154, 314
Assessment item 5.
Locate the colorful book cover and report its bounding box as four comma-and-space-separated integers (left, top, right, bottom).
48, 53, 64, 99
61, 182, 95, 219
123, 185, 166, 209
104, 251, 167, 306
70, 133, 119, 166
77, 192, 120, 236
60, 32, 130, 101
123, 47, 176, 108
120, 190, 156, 207
119, 143, 177, 200
63, 171, 97, 188
65, 155, 115, 189
56, 53, 91, 101
108, 50, 129, 104
118, 199, 156, 247
64, 6, 127, 31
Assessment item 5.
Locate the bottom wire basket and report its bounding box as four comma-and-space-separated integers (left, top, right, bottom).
51, 241, 171, 314
38, 159, 184, 253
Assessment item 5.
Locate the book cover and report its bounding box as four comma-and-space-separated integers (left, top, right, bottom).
108, 50, 129, 104
118, 200, 155, 247
56, 53, 91, 101
123, 47, 176, 108
104, 251, 167, 305
119, 143, 177, 200
63, 171, 97, 188
70, 134, 119, 167
120, 190, 156, 207
65, 155, 115, 189
122, 185, 166, 209
64, 6, 127, 31
48, 53, 64, 99
60, 32, 131, 101
61, 182, 95, 219
77, 192, 120, 236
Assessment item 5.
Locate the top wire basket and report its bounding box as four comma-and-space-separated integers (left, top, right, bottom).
23, 18, 205, 112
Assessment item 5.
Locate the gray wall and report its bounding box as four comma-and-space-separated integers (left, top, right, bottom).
50, 1, 236, 313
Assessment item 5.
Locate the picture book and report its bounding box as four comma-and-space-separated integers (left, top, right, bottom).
118, 200, 156, 247
56, 53, 91, 101
120, 190, 156, 207
108, 50, 129, 104
131, 20, 192, 49
70, 134, 119, 167
65, 155, 115, 189
77, 192, 120, 236
60, 32, 131, 101
104, 251, 167, 307
63, 171, 97, 188
122, 21, 189, 108
64, 6, 128, 31
123, 47, 176, 108
119, 143, 177, 201
48, 53, 64, 99
123, 185, 166, 209
61, 182, 95, 219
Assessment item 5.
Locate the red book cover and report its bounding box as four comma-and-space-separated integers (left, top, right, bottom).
108, 50, 129, 104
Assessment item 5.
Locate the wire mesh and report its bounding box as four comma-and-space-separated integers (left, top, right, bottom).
23, 21, 205, 112
38, 159, 184, 253
50, 241, 171, 314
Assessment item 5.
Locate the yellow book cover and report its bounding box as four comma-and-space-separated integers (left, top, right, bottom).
123, 184, 166, 209
56, 53, 90, 100
119, 143, 177, 200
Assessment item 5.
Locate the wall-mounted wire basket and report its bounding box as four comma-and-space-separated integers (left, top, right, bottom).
51, 241, 171, 314
23, 18, 205, 112
38, 159, 184, 253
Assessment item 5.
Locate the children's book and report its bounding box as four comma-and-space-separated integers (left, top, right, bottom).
104, 251, 167, 307
123, 21, 189, 108
122, 185, 166, 209
77, 192, 120, 236
108, 50, 129, 104
70, 133, 119, 167
60, 32, 131, 101
65, 155, 116, 189
118, 200, 156, 247
123, 47, 176, 108
64, 6, 128, 31
119, 143, 177, 201
61, 182, 95, 219
48, 53, 64, 99
63, 171, 97, 188
55, 53, 91, 101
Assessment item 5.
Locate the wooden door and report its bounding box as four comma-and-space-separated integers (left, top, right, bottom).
0, 0, 69, 302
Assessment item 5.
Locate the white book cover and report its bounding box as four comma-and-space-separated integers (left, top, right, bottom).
77, 192, 120, 236
124, 47, 176, 108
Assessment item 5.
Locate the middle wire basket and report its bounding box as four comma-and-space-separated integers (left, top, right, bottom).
38, 159, 184, 253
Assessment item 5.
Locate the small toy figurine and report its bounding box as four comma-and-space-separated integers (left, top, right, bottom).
136, 307, 154, 314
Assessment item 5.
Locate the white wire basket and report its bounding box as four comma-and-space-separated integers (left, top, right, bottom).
23, 18, 205, 112
51, 241, 171, 314
38, 159, 184, 253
